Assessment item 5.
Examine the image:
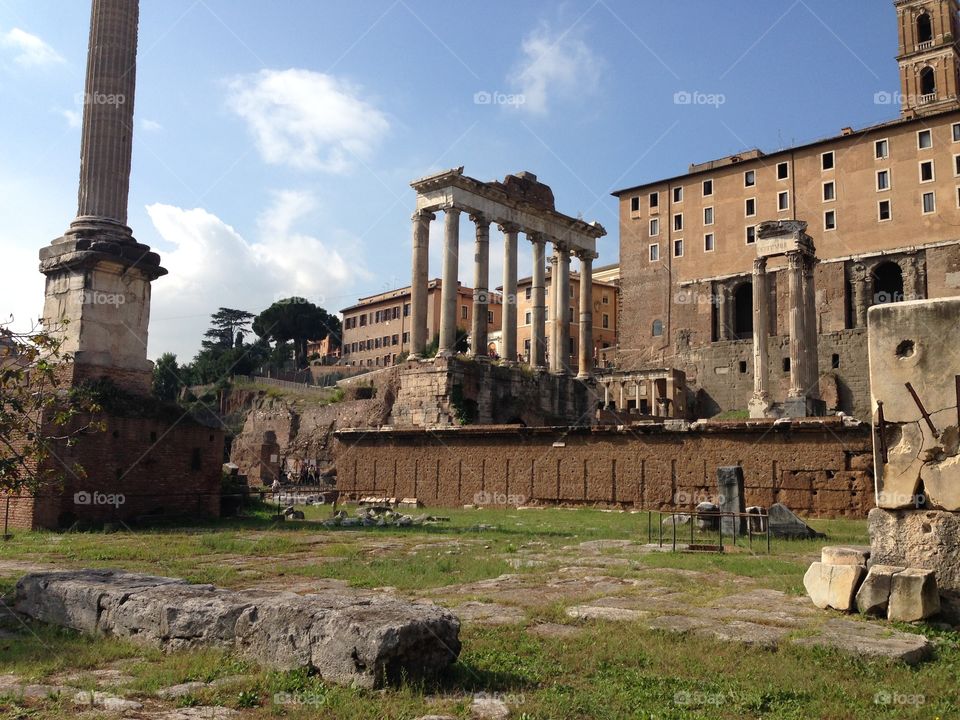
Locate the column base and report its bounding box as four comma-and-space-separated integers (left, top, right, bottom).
748, 392, 777, 419
783, 395, 827, 418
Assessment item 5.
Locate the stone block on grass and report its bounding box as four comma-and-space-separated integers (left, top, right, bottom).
803, 561, 865, 611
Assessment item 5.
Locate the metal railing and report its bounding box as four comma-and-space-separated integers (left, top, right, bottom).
647, 509, 771, 553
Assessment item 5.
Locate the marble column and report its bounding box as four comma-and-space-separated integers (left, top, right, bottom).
71, 0, 140, 239
556, 246, 571, 374
748, 257, 773, 418
801, 255, 820, 399
438, 207, 460, 355
530, 233, 547, 369
618, 382, 625, 411
787, 252, 806, 398
499, 223, 519, 362
850, 263, 870, 329
577, 252, 593, 378
409, 209, 433, 358
470, 214, 490, 357
548, 252, 560, 371
603, 383, 610, 409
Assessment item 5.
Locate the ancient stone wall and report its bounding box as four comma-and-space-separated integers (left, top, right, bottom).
334, 422, 874, 518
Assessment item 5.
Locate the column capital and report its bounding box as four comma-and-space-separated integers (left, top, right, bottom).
575, 249, 598, 262
442, 204, 461, 217
469, 212, 490, 227
412, 209, 436, 222
786, 251, 804, 270
497, 221, 520, 234
527, 231, 547, 246
753, 256, 767, 273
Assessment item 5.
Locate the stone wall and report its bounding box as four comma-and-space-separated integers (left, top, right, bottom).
334, 421, 874, 517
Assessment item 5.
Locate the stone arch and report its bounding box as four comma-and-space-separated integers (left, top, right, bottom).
872, 261, 904, 304
732, 281, 753, 339
920, 65, 936, 96
917, 12, 933, 44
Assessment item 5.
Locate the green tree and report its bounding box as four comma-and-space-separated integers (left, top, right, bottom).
0, 322, 103, 495
151, 352, 183, 401
253, 298, 338, 369
203, 308, 255, 350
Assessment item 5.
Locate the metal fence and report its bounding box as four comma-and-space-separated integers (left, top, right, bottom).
648, 509, 772, 553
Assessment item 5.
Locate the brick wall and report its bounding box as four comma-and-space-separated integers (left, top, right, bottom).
333, 421, 874, 518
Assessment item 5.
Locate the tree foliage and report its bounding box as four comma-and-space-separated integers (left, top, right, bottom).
253, 298, 338, 369
151, 352, 183, 401
202, 308, 255, 350
0, 322, 104, 495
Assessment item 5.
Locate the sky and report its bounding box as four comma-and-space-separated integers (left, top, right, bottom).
0, 0, 904, 361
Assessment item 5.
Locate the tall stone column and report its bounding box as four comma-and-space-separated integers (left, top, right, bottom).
748, 257, 774, 418
556, 246, 571, 374
71, 0, 140, 239
801, 255, 821, 399
577, 252, 594, 379
786, 251, 806, 399
409, 209, 434, 358
438, 207, 460, 356
469, 214, 490, 357
530, 233, 547, 369
850, 263, 870, 329
500, 223, 519, 362
548, 252, 559, 371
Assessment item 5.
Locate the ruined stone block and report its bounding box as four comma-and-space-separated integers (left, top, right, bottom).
888, 568, 940, 622
856, 564, 905, 616
821, 546, 869, 566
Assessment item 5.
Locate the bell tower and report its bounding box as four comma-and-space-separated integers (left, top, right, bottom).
895, 0, 960, 115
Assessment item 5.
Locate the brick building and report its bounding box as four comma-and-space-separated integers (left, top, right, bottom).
613, 0, 960, 420
340, 280, 502, 367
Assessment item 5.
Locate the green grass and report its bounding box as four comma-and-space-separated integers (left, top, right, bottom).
0, 507, 953, 719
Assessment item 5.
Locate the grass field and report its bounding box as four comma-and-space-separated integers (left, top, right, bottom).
0, 505, 956, 719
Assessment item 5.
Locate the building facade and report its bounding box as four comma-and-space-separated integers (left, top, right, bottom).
614, 0, 960, 419
340, 280, 502, 367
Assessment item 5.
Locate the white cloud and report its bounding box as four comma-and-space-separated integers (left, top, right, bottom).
146, 193, 364, 361
1, 28, 64, 68
140, 118, 162, 132
508, 23, 602, 115
226, 68, 389, 173
60, 108, 81, 128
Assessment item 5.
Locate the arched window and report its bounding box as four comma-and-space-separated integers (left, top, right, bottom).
920, 66, 936, 96
652, 319, 663, 337
872, 261, 904, 304
733, 282, 754, 338
917, 13, 933, 44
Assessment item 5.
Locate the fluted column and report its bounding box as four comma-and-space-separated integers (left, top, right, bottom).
787, 252, 805, 397
438, 207, 460, 356
499, 223, 519, 362
409, 209, 433, 358
577, 252, 593, 378
556, 246, 571, 374
530, 234, 547, 370
470, 214, 490, 357
72, 0, 139, 238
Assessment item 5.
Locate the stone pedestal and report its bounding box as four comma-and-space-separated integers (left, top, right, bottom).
716, 465, 746, 536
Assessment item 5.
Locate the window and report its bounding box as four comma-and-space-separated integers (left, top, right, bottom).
824, 210, 837, 230
461, 306, 468, 320
739, 360, 748, 374
374, 337, 381, 349
832, 354, 840, 369
746, 225, 756, 244
602, 294, 609, 304
673, 213, 683, 231
953, 123, 960, 142
525, 287, 532, 300
673, 238, 684, 257
954, 154, 960, 177
920, 160, 935, 182
704, 232, 715, 252
957, 187, 960, 208
823, 181, 836, 202
920, 66, 937, 96
745, 198, 756, 217
778, 190, 789, 211
649, 191, 659, 210
702, 179, 713, 196
403, 303, 410, 317
878, 200, 891, 222
630, 196, 640, 213
917, 12, 933, 44
704, 206, 714, 225
649, 243, 660, 262
487, 311, 494, 324
877, 169, 890, 191
777, 162, 789, 180
821, 151, 835, 171
918, 129, 933, 150
393, 307, 400, 320
525, 311, 531, 325
569, 286, 574, 298
923, 191, 936, 214
649, 217, 660, 236
402, 332, 409, 343
652, 319, 663, 337
673, 186, 683, 203
744, 170, 756, 187
392, 334, 399, 346
359, 315, 367, 326
876, 138, 889, 159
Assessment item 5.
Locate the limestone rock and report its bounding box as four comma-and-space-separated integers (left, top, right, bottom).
803, 561, 865, 611
72, 690, 142, 712
791, 617, 932, 665
15, 570, 460, 689
888, 568, 940, 622
662, 514, 691, 527
768, 503, 824, 539
694, 502, 718, 531
822, 546, 869, 566
855, 564, 905, 616
471, 696, 511, 720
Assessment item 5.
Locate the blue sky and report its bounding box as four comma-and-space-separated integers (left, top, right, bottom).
1, 0, 901, 360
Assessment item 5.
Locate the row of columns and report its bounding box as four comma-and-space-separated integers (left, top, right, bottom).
600, 377, 674, 416
409, 206, 595, 378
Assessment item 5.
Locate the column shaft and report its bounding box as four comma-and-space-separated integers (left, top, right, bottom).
548, 253, 559, 372
851, 264, 869, 329
577, 254, 593, 378
438, 208, 460, 355
500, 224, 519, 361
751, 257, 769, 397
531, 235, 547, 369
802, 256, 820, 398
557, 248, 571, 373
470, 215, 490, 357
787, 252, 805, 396
409, 210, 433, 358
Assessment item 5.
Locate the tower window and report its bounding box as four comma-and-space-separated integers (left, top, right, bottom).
673, 213, 683, 231
823, 181, 836, 202
777, 162, 789, 180
704, 232, 715, 252
702, 179, 713, 196
821, 151, 835, 171
745, 225, 756, 244
744, 170, 756, 187
704, 206, 714, 225
920, 67, 936, 98
778, 190, 789, 211
824, 210, 837, 231
918, 129, 933, 150
955, 154, 960, 176
923, 191, 936, 214
953, 123, 960, 142
673, 186, 683, 203
875, 138, 889, 159
649, 191, 659, 209
673, 238, 684, 257
917, 13, 933, 45
630, 196, 640, 213
649, 217, 660, 236
649, 243, 660, 262
877, 169, 890, 191
920, 160, 935, 183
878, 200, 892, 222
745, 198, 756, 217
